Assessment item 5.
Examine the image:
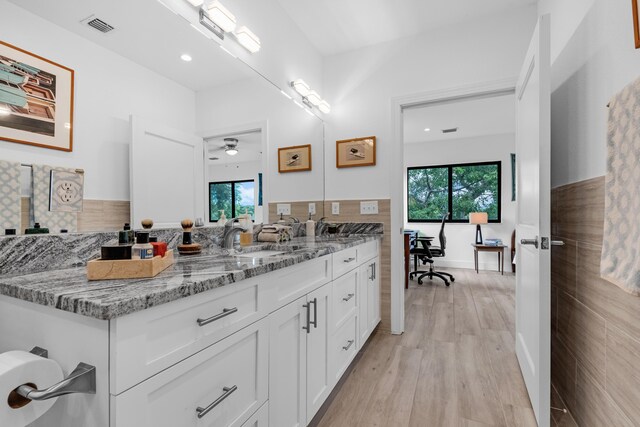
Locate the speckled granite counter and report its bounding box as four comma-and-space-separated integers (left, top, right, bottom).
0, 235, 381, 320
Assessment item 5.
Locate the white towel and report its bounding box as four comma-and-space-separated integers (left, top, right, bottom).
601, 77, 640, 295
0, 160, 21, 232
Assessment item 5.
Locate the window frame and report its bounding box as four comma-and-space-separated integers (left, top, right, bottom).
208, 179, 255, 222
407, 160, 502, 224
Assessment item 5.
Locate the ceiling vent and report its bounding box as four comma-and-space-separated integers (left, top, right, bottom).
80, 15, 115, 33
442, 127, 458, 134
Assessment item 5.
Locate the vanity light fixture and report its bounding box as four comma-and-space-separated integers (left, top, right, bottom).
185, 0, 203, 6
207, 0, 237, 33
235, 26, 261, 53
291, 79, 310, 97
180, 53, 193, 62
306, 90, 322, 106
318, 100, 331, 114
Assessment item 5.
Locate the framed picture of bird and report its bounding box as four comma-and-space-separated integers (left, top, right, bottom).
336, 136, 376, 168
278, 144, 312, 173
634, 0, 640, 48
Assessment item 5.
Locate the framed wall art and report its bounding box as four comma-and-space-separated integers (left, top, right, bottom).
278, 144, 312, 173
0, 40, 74, 152
336, 136, 376, 168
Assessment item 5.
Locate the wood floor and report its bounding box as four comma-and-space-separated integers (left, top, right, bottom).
315, 268, 538, 427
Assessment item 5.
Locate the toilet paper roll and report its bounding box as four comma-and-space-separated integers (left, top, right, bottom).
0, 350, 63, 427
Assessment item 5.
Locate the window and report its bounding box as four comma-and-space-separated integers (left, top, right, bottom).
209, 180, 255, 222
407, 161, 501, 223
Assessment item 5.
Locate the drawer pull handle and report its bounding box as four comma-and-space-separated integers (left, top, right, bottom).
302, 302, 311, 334
343, 257, 356, 263
197, 307, 238, 327
342, 293, 355, 302
342, 340, 355, 351
196, 385, 237, 419
311, 297, 318, 329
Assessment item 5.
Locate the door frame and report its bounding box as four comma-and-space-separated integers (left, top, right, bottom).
200, 120, 269, 223
389, 78, 518, 334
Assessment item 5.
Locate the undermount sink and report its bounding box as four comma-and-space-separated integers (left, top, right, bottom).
235, 250, 287, 259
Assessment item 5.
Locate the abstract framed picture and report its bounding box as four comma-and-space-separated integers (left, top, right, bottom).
278, 144, 312, 173
336, 136, 376, 168
0, 40, 74, 152
634, 0, 640, 48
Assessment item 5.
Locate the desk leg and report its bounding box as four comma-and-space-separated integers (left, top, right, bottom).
498, 252, 500, 273
475, 249, 478, 273
501, 249, 505, 275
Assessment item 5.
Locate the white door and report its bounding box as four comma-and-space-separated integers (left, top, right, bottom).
268, 297, 307, 427
306, 283, 332, 420
515, 15, 551, 427
130, 116, 205, 228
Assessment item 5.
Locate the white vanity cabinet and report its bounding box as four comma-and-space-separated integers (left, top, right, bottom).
0, 239, 381, 427
268, 281, 333, 427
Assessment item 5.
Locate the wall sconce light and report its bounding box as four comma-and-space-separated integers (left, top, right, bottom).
318, 101, 331, 114
207, 0, 237, 33
186, 0, 203, 6
289, 80, 331, 114
235, 26, 261, 53
291, 79, 310, 97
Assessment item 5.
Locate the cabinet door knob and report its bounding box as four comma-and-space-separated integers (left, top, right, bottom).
343, 257, 356, 263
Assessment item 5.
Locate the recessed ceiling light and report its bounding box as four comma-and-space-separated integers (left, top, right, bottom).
424, 128, 430, 132
180, 54, 192, 62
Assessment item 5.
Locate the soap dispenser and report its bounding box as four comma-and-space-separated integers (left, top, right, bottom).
277, 213, 286, 225
306, 213, 315, 238
217, 210, 227, 226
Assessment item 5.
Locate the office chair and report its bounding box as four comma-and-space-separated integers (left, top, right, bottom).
409, 213, 455, 286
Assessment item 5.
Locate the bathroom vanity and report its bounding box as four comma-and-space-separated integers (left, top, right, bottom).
0, 235, 381, 427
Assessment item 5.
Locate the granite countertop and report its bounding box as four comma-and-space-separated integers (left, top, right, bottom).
0, 235, 381, 320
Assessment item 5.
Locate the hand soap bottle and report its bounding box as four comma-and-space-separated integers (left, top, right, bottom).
132, 232, 154, 260
240, 209, 253, 246
217, 210, 227, 226
306, 213, 315, 238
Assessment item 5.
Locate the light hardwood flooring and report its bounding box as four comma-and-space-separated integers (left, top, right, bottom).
315, 268, 538, 427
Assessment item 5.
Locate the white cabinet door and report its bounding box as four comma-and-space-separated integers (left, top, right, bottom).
368, 257, 380, 333
269, 297, 308, 427
306, 282, 333, 420
358, 262, 371, 345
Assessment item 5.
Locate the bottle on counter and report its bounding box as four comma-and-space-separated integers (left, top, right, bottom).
306, 213, 315, 238
217, 210, 227, 226
239, 209, 253, 246
132, 232, 154, 260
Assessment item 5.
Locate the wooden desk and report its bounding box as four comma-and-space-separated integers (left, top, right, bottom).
471, 244, 508, 275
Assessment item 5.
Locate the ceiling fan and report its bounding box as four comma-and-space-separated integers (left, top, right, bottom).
209, 137, 239, 158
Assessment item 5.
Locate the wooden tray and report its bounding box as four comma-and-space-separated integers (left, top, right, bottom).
87, 250, 174, 281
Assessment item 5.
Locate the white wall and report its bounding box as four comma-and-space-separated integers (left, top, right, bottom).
539, 0, 640, 187
322, 6, 537, 200
208, 160, 263, 223
404, 133, 516, 270
0, 1, 196, 201
196, 76, 324, 208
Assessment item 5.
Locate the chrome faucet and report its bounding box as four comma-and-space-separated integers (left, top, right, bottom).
223, 217, 243, 249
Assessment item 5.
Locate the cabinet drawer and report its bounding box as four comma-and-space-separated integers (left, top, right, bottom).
110, 277, 265, 394
330, 314, 358, 384
332, 269, 358, 332
332, 247, 359, 279
264, 255, 331, 311
242, 401, 268, 427
358, 240, 379, 263
113, 319, 268, 427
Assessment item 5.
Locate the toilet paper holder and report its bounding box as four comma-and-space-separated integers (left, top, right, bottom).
15, 347, 96, 401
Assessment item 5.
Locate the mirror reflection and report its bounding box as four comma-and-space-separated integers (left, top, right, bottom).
1, 0, 325, 236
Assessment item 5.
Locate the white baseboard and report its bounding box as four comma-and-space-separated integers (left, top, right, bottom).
411, 259, 513, 273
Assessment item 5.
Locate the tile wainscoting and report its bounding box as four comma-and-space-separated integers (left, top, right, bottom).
551, 176, 640, 426
269, 199, 391, 332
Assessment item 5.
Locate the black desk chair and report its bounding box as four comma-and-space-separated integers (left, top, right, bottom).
409, 213, 455, 286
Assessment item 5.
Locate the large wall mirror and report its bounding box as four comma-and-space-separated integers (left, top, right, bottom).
2, 0, 325, 235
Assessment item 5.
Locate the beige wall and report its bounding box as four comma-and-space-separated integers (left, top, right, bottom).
20, 199, 130, 233
551, 176, 640, 425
